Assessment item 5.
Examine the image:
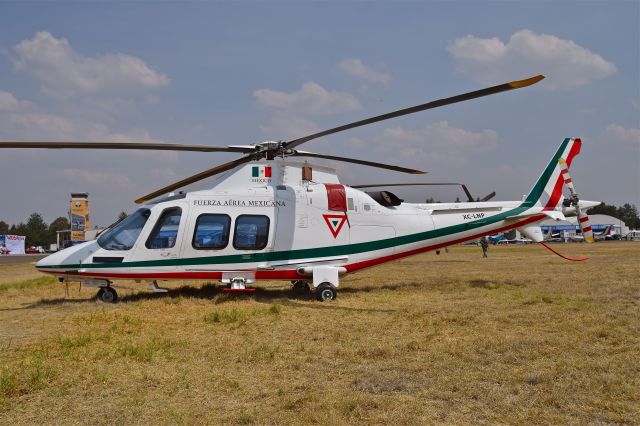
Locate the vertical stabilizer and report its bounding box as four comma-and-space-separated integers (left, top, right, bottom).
524, 138, 582, 209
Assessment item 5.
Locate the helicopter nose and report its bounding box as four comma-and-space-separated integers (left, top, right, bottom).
36, 241, 99, 272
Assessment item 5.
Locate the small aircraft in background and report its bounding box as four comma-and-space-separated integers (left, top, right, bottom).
0, 74, 599, 303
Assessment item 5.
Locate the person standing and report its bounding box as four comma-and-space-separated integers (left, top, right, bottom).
480, 236, 489, 258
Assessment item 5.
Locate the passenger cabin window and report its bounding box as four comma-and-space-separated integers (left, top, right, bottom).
233, 215, 270, 250
192, 214, 231, 250
146, 207, 182, 249
98, 208, 151, 251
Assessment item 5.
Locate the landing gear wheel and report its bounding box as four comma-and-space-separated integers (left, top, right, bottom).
96, 286, 118, 303
315, 283, 337, 302
292, 280, 310, 294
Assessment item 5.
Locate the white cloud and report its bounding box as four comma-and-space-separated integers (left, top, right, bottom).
339, 58, 391, 86
379, 121, 497, 166
346, 137, 366, 150
258, 113, 320, 140
448, 29, 616, 90
59, 168, 132, 188
13, 31, 169, 98
0, 90, 33, 111
603, 123, 640, 144
3, 111, 176, 162
254, 81, 361, 115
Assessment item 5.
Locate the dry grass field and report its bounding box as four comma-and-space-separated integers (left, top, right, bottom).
0, 243, 638, 425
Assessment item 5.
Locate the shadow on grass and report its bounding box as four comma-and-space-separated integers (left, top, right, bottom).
5, 281, 417, 312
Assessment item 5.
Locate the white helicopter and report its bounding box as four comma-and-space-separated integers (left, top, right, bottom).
0, 75, 599, 302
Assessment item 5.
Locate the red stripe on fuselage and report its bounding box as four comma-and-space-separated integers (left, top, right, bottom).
344, 214, 546, 273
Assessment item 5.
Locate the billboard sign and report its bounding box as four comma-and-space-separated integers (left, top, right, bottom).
5, 234, 26, 255
70, 194, 90, 241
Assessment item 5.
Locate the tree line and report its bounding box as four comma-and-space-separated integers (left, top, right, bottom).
587, 203, 639, 230
0, 213, 69, 247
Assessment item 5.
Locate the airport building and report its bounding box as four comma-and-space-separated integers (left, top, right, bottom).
500, 214, 628, 241
538, 214, 628, 239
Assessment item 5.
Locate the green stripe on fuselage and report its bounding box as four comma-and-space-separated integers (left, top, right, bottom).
44, 141, 567, 271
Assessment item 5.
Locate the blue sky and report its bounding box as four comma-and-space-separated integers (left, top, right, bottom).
0, 1, 638, 226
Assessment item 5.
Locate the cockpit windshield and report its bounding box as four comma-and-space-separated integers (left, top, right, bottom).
97, 208, 151, 251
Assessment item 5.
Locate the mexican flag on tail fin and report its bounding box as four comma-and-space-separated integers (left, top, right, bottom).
524, 138, 582, 209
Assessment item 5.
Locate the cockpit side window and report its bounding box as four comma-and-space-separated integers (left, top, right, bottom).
233, 215, 270, 250
192, 214, 231, 250
97, 208, 151, 251
146, 207, 182, 249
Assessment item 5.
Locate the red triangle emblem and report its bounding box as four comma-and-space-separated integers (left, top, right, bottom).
322, 214, 347, 238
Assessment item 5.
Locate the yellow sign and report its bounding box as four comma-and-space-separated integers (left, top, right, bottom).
71, 231, 85, 241
70, 194, 90, 241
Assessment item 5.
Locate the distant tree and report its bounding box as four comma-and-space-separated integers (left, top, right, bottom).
48, 217, 70, 244
0, 220, 8, 234
14, 223, 27, 238
118, 211, 128, 221
455, 196, 460, 203
617, 204, 640, 230
25, 213, 48, 247
588, 202, 619, 217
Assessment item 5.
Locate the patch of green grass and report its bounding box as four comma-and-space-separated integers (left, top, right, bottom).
0, 276, 57, 293
268, 303, 283, 315
0, 357, 55, 398
118, 337, 175, 362
203, 304, 283, 325
56, 335, 93, 349
248, 344, 279, 362
204, 308, 247, 325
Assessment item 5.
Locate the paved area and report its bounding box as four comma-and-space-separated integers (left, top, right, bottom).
0, 254, 47, 265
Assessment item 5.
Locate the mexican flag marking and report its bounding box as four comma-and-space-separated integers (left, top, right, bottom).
322, 214, 348, 238
252, 166, 272, 178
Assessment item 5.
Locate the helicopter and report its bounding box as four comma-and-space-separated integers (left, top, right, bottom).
0, 74, 599, 302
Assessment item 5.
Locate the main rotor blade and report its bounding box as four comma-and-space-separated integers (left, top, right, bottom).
292, 151, 426, 174
480, 191, 497, 202
135, 155, 253, 204
0, 141, 253, 153
284, 75, 544, 150
350, 182, 474, 201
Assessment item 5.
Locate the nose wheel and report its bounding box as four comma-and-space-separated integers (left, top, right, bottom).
96, 286, 118, 303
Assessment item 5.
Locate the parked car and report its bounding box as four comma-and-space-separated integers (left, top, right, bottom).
25, 246, 45, 254
0, 246, 10, 255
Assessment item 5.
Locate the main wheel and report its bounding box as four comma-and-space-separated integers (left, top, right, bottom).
97, 286, 118, 303
315, 283, 337, 302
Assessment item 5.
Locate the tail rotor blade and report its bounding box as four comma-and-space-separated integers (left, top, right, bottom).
558, 158, 577, 197
577, 207, 594, 243
558, 158, 593, 243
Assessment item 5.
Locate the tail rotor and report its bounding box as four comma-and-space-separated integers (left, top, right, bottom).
558, 158, 594, 243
